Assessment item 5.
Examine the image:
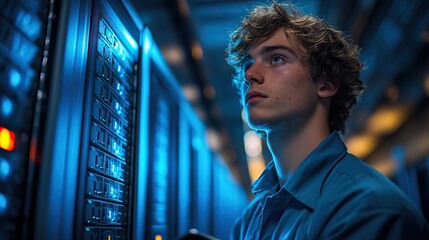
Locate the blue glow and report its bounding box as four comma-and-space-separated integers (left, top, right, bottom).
115, 102, 122, 115
121, 29, 138, 52
111, 163, 116, 176
114, 121, 121, 134
9, 68, 21, 88
116, 82, 121, 93
0, 193, 6, 214
1, 97, 13, 118
0, 158, 10, 179
144, 33, 151, 55
15, 8, 42, 40
12, 36, 38, 63
113, 141, 119, 155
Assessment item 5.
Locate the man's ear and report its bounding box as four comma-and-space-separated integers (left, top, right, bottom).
317, 79, 339, 98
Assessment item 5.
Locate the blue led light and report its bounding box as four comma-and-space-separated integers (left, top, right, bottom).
9, 68, 21, 88
15, 9, 42, 40
1, 97, 13, 118
121, 28, 138, 52
115, 102, 122, 114
111, 163, 116, 176
117, 83, 123, 95
0, 158, 10, 179
108, 209, 112, 220
113, 141, 119, 155
0, 193, 6, 214
114, 121, 121, 134
12, 36, 37, 63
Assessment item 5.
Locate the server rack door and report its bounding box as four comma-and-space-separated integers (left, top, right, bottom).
177, 112, 191, 236
189, 130, 212, 234
189, 131, 199, 229
145, 61, 179, 240
0, 0, 51, 238
75, 0, 141, 239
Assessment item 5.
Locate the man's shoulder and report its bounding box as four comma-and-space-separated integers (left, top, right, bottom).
319, 153, 420, 214
314, 154, 429, 239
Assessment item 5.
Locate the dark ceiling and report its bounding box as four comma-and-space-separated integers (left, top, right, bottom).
130, 0, 429, 193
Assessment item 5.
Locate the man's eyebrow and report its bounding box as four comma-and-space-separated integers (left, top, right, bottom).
242, 45, 299, 65
256, 45, 298, 57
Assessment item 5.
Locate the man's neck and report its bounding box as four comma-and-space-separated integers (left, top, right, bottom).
266, 110, 331, 186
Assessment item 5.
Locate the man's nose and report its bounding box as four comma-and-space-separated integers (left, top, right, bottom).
244, 62, 264, 85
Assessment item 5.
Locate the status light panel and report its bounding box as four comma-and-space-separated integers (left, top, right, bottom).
83, 16, 135, 240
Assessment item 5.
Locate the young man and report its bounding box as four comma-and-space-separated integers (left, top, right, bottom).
226, 2, 429, 239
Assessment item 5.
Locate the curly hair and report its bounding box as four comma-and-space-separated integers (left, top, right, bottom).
226, 2, 365, 134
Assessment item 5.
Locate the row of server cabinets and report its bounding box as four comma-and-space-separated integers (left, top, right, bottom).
0, 0, 249, 239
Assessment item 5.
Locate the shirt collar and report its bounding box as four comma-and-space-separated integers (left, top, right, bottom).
251, 131, 348, 210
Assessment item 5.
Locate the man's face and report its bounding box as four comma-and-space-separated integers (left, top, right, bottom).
241, 28, 320, 133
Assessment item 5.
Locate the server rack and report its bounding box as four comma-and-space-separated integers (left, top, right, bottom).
0, 0, 51, 238
29, 0, 145, 239
144, 62, 179, 240
75, 0, 141, 239
141, 29, 180, 240
141, 28, 217, 239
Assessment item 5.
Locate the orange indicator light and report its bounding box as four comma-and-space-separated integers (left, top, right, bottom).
155, 235, 162, 240
0, 127, 15, 151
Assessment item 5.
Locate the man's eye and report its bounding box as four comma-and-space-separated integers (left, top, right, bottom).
272, 56, 285, 63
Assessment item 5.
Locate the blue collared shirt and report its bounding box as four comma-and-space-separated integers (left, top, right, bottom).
232, 132, 429, 239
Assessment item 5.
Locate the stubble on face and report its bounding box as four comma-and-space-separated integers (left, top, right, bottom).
243, 29, 318, 134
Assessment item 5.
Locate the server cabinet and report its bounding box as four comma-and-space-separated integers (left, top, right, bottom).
141, 30, 181, 240
142, 27, 222, 239
28, 0, 145, 239
146, 63, 180, 239
75, 0, 142, 239
0, 0, 52, 238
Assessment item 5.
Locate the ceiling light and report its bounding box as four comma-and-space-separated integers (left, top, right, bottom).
244, 130, 262, 158
162, 45, 184, 65
182, 84, 199, 102
191, 41, 203, 60
366, 103, 413, 135
206, 128, 220, 151
247, 157, 266, 183
345, 133, 378, 159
